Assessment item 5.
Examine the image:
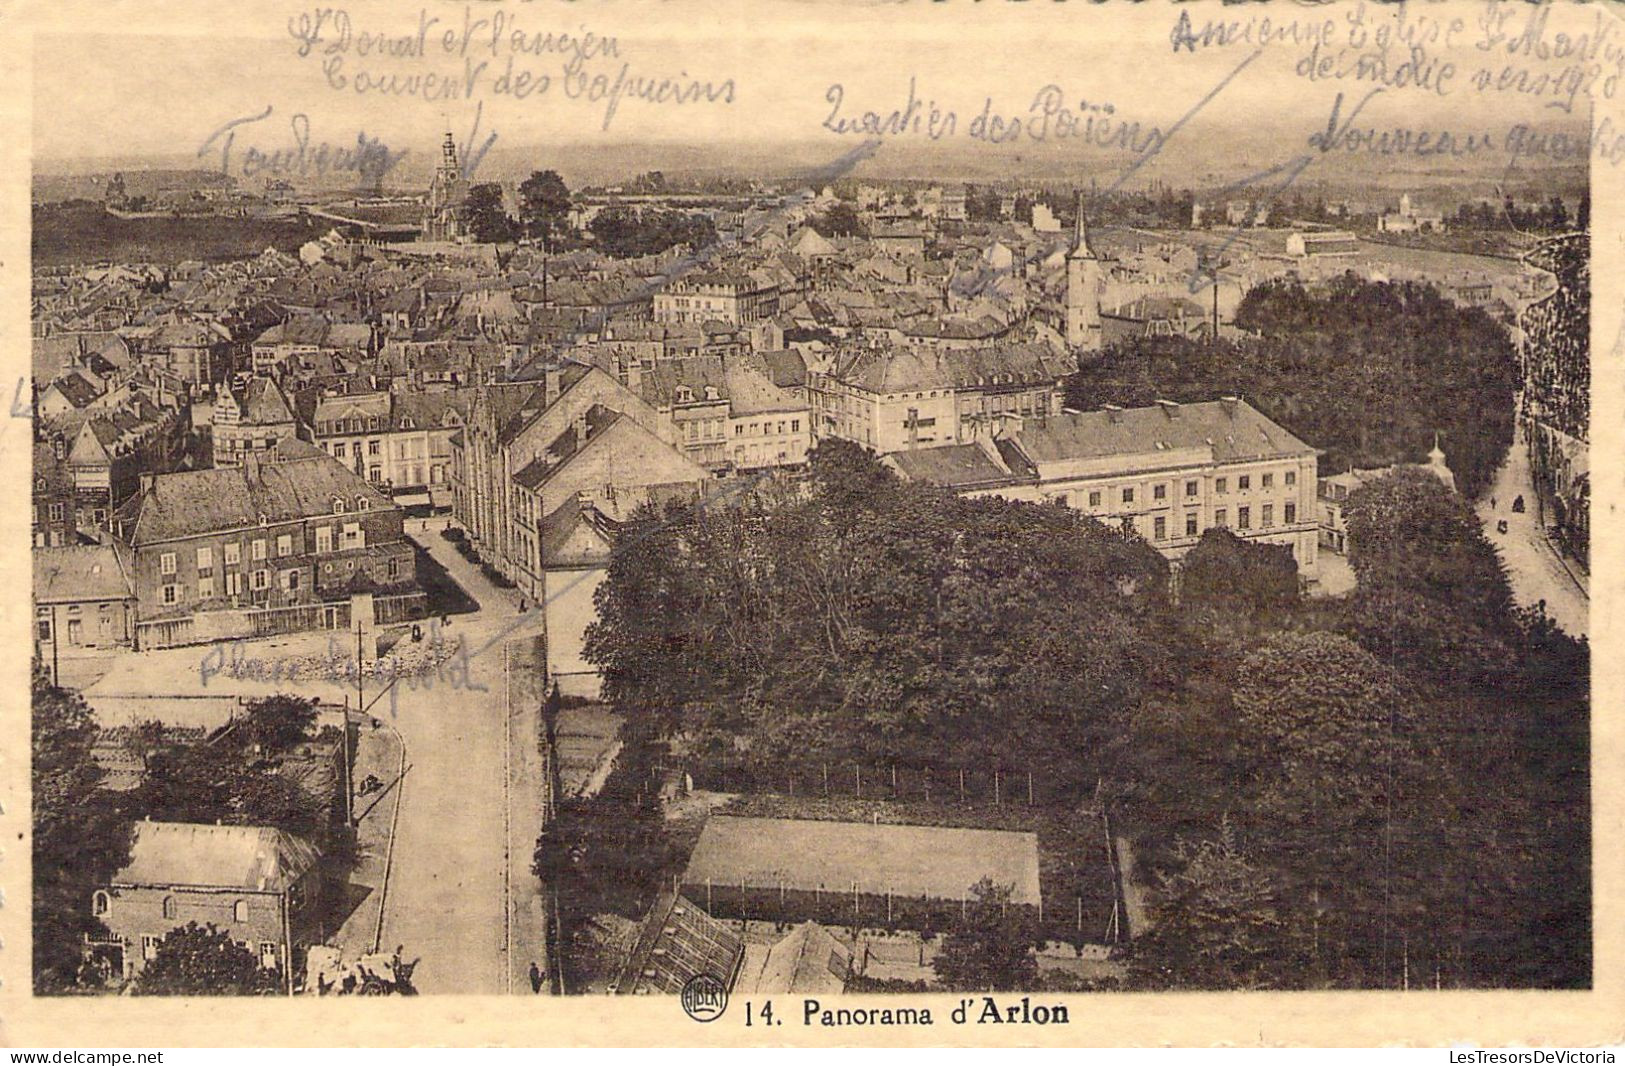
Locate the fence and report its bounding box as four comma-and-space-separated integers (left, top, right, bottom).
678, 879, 1118, 947
135, 593, 430, 650
686, 757, 1079, 809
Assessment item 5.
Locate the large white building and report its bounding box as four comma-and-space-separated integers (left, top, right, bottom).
886, 397, 1322, 576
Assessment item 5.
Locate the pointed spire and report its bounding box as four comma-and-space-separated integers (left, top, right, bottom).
1071, 191, 1094, 259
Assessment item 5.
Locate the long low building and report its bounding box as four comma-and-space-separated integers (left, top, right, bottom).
886, 396, 1322, 577
681, 815, 1042, 931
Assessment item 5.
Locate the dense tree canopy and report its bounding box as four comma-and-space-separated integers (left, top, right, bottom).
1065, 275, 1518, 499
134, 923, 282, 996
518, 169, 572, 245
32, 664, 134, 993
932, 878, 1039, 991
587, 440, 1169, 792
587, 206, 717, 258
460, 183, 514, 243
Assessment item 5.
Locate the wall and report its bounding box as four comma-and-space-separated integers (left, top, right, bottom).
543, 567, 606, 699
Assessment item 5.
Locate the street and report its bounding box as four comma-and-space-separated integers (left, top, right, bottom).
1477, 432, 1589, 640
80, 519, 554, 994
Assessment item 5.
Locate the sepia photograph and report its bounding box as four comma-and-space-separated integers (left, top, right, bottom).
8, 0, 1616, 1047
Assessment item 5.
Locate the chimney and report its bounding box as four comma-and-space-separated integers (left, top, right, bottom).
544, 367, 562, 408
1102, 403, 1123, 424
139, 472, 157, 495
1220, 395, 1240, 417
1156, 399, 1181, 418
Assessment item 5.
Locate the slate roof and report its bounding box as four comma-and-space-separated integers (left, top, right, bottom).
33, 544, 135, 604
512, 405, 626, 491
113, 821, 319, 893
117, 455, 394, 546
241, 377, 296, 425
1008, 398, 1316, 467
539, 495, 618, 568
885, 442, 1032, 491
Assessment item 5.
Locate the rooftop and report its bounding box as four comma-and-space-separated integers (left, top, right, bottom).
113, 821, 319, 893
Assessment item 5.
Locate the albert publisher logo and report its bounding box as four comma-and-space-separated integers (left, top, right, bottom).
680, 973, 729, 1022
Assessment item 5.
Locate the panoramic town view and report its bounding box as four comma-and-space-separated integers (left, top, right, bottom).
29, 8, 1593, 1000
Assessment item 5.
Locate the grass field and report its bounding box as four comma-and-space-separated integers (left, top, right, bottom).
33, 202, 318, 267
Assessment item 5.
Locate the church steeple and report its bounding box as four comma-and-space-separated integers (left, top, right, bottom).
1065, 191, 1102, 350
1070, 191, 1095, 260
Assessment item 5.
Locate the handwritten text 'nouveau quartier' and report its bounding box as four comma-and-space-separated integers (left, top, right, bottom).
286, 6, 735, 132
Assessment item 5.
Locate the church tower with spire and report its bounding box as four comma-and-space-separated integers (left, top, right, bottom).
423, 130, 469, 242
1066, 193, 1103, 350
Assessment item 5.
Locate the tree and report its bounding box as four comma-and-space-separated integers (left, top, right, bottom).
238, 694, 319, 756
587, 206, 716, 258
518, 169, 571, 245
1178, 528, 1300, 620
1131, 821, 1291, 989
134, 923, 283, 995
32, 663, 134, 993
461, 182, 513, 243
810, 200, 865, 238
931, 879, 1038, 991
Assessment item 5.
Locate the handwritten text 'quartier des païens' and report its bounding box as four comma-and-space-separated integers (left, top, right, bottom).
286, 6, 734, 132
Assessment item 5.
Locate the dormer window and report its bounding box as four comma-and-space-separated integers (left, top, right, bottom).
675, 385, 693, 404
258, 513, 269, 526
333, 497, 346, 514
92, 890, 110, 917
703, 386, 720, 402
356, 496, 369, 512
400, 417, 413, 429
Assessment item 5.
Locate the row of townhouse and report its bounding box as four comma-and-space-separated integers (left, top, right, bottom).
110, 451, 421, 648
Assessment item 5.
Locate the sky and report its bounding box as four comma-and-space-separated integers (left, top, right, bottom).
26, 0, 1602, 181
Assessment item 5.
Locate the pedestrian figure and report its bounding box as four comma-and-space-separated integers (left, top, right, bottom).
529, 962, 543, 993
1491, 496, 1497, 510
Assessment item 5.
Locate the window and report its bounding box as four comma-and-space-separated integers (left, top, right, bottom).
387, 557, 400, 581
368, 466, 381, 482
142, 935, 160, 962
334, 443, 346, 459
36, 608, 52, 642
251, 539, 266, 561
162, 895, 177, 920
251, 569, 269, 591
1285, 502, 1297, 524
233, 900, 249, 923
1285, 470, 1297, 486
260, 942, 280, 969
226, 572, 242, 596
315, 527, 332, 553
342, 522, 362, 549
92, 891, 110, 917
333, 497, 346, 514
1186, 512, 1199, 537
159, 552, 176, 576
281, 569, 300, 591
224, 542, 241, 565
161, 584, 179, 606
1239, 475, 1251, 492
1238, 506, 1251, 530
1153, 483, 1167, 501
1186, 480, 1198, 497
196, 547, 213, 573
1215, 508, 1228, 528
198, 576, 214, 599
357, 497, 369, 512
1262, 472, 1274, 489
1153, 516, 1167, 541
1215, 477, 1228, 494
1087, 490, 1101, 509
368, 441, 381, 456
1262, 504, 1274, 528
791, 419, 800, 433
48, 502, 64, 522
1121, 487, 1135, 504
277, 534, 292, 557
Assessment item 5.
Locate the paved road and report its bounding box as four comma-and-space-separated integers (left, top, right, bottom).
1477, 432, 1589, 639
84, 520, 553, 994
